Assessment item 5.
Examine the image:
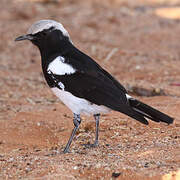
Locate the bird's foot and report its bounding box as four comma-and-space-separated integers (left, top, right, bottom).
63, 147, 71, 154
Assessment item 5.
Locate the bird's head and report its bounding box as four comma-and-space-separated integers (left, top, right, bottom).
15, 20, 72, 51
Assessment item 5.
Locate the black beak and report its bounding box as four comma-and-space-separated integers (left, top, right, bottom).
15, 34, 34, 41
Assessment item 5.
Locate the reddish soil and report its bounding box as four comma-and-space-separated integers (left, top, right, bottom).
0, 0, 180, 179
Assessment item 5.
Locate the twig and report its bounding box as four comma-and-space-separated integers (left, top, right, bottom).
104, 48, 118, 62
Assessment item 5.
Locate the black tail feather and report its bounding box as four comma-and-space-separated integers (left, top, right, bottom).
121, 108, 149, 125
129, 98, 174, 124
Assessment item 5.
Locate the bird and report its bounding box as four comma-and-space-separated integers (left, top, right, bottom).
15, 20, 174, 153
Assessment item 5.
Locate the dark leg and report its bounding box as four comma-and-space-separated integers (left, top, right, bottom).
93, 113, 100, 146
63, 113, 81, 153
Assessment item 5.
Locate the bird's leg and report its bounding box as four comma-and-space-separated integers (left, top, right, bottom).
93, 113, 100, 147
63, 113, 81, 153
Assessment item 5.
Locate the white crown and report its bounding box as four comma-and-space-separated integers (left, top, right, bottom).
27, 20, 70, 38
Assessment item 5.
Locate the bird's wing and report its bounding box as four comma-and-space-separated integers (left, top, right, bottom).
51, 70, 128, 110
46, 52, 129, 111
46, 53, 148, 125
64, 48, 128, 94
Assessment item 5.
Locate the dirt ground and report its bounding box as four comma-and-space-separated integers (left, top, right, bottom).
0, 0, 180, 179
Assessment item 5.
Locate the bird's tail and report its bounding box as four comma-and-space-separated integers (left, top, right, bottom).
128, 97, 174, 124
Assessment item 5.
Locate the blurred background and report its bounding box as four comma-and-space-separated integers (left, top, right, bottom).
0, 0, 180, 179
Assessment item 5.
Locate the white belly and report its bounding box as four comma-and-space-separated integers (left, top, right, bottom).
51, 87, 110, 115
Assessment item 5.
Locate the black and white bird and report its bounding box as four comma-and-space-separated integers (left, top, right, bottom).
15, 20, 174, 153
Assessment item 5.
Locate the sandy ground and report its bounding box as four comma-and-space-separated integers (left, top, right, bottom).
0, 0, 180, 179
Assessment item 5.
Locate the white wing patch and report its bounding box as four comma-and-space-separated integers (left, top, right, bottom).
27, 20, 70, 38
47, 56, 76, 75
126, 94, 132, 99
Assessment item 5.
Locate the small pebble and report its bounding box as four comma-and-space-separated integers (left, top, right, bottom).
112, 172, 121, 178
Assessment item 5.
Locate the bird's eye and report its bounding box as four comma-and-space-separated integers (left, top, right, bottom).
42, 31, 47, 36
41, 27, 54, 37
49, 26, 55, 32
